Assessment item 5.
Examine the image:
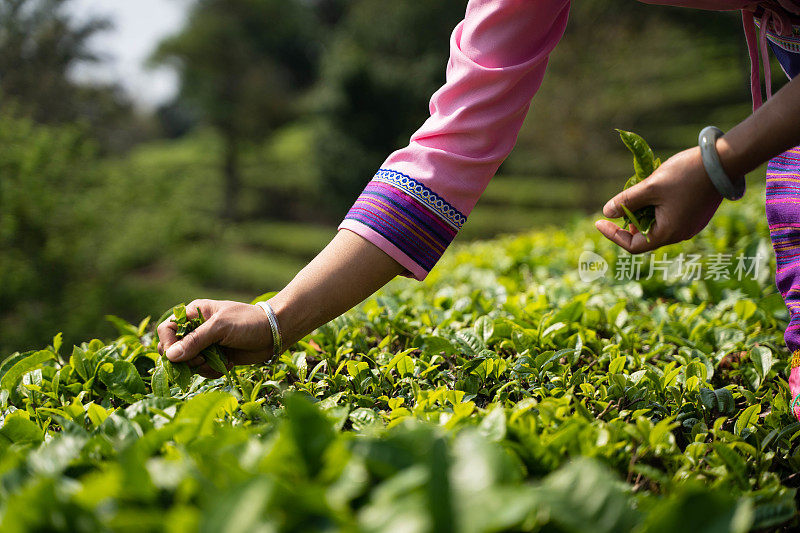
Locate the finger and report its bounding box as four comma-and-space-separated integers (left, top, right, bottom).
185, 299, 216, 321
187, 356, 206, 368
625, 230, 656, 254
603, 180, 656, 218
629, 219, 669, 253
226, 348, 272, 366
166, 318, 221, 363
157, 316, 179, 355
595, 219, 654, 254
196, 363, 223, 379
158, 314, 177, 331
595, 219, 635, 250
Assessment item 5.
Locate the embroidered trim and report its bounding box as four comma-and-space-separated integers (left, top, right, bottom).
791, 349, 800, 369
755, 19, 800, 52
343, 171, 465, 274
372, 169, 466, 230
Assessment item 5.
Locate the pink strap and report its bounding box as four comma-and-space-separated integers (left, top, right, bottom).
761, 10, 774, 102
742, 3, 796, 112
743, 10, 762, 111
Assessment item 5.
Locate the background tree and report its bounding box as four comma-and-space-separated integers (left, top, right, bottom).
312, 0, 466, 215
504, 1, 756, 209
152, 0, 322, 221
0, 0, 143, 152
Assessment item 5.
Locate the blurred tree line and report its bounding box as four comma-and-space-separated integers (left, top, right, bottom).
0, 0, 155, 152
151, 0, 466, 220
1, 0, 758, 353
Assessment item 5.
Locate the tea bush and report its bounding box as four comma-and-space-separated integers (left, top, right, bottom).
1, 186, 798, 531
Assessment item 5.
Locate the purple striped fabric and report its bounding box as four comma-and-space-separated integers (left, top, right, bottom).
767, 147, 800, 342
765, 146, 800, 419
767, 148, 800, 285
343, 169, 464, 273
759, 25, 800, 419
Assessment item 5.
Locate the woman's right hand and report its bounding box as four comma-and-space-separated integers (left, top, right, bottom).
157, 299, 274, 378
595, 146, 723, 253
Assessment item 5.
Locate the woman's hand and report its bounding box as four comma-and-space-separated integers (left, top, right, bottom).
155, 231, 405, 379
595, 146, 723, 253
157, 299, 273, 378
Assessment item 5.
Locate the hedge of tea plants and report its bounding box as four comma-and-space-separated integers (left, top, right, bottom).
1, 188, 799, 532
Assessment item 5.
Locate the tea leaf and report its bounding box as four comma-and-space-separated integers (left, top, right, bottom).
98, 360, 146, 402
617, 129, 657, 178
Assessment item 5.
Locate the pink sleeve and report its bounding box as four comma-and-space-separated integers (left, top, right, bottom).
338, 0, 571, 280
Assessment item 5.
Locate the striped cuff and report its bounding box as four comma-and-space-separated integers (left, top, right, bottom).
340, 169, 466, 280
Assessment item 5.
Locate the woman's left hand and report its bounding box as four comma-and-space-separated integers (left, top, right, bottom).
595, 146, 723, 253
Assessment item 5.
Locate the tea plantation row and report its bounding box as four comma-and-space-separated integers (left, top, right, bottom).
1, 189, 798, 532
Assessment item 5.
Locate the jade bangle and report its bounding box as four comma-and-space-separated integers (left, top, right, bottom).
698, 126, 745, 201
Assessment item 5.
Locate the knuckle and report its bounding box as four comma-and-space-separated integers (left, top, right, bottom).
206, 314, 227, 338
189, 299, 212, 314
182, 331, 199, 351
158, 318, 177, 335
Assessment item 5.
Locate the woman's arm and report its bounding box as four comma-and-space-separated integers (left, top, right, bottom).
718, 73, 800, 177
596, 73, 800, 253
340, 0, 570, 280
159, 0, 571, 374
158, 231, 403, 377
267, 230, 405, 348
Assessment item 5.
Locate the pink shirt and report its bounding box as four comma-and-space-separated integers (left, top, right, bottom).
339, 0, 799, 280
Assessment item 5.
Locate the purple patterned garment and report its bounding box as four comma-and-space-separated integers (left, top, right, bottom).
760, 18, 800, 416
767, 146, 800, 352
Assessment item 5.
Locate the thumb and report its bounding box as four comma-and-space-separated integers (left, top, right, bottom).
603, 180, 655, 218
166, 319, 220, 363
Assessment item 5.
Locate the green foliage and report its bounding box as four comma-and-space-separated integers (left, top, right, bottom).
1, 186, 798, 530
2, 1, 770, 355
617, 129, 659, 239
0, 115, 216, 353
0, 113, 107, 351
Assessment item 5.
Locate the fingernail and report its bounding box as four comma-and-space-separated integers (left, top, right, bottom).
604, 201, 619, 218
166, 343, 184, 361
